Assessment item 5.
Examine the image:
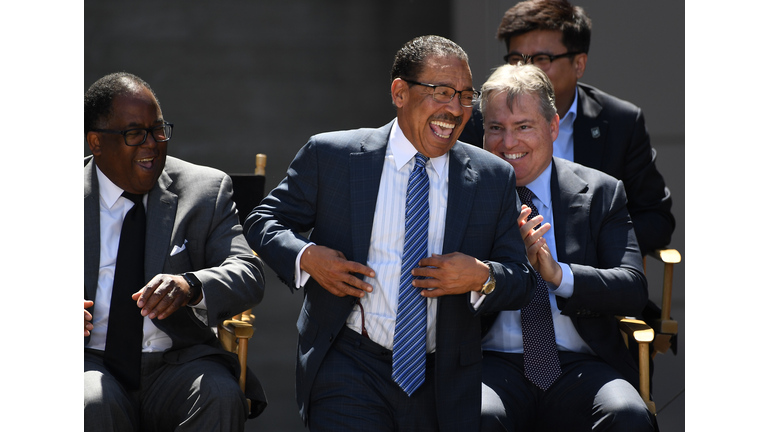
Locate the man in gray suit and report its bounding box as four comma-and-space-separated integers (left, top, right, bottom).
84, 72, 267, 432
479, 63, 655, 431
244, 36, 535, 431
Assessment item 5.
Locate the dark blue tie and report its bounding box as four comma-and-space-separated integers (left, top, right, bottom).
392, 153, 429, 396
517, 186, 562, 391
104, 191, 146, 390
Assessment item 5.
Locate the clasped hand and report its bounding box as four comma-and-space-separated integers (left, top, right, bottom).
518, 204, 562, 286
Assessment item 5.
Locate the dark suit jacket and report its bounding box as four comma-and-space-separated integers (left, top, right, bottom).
497, 157, 648, 390
244, 120, 536, 431
459, 82, 675, 256
84, 155, 268, 417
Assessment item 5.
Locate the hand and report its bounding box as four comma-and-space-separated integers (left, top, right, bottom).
518, 205, 562, 285
132, 274, 200, 320
84, 299, 94, 337
412, 252, 488, 298
300, 245, 375, 298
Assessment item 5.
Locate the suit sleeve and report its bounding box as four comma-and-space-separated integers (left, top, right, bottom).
474, 166, 537, 315
621, 109, 675, 255
192, 173, 266, 325
244, 138, 319, 289
557, 180, 647, 317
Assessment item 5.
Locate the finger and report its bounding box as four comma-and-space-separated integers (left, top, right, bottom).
339, 272, 373, 293
344, 262, 376, 279
526, 221, 550, 244
322, 281, 368, 298
517, 206, 532, 226
84, 309, 93, 321
417, 255, 444, 269
155, 289, 186, 320
142, 278, 174, 316
420, 287, 447, 298
136, 275, 163, 307
412, 266, 440, 280
84, 300, 94, 308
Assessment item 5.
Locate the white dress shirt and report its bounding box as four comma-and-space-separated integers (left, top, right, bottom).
481, 161, 595, 355
553, 87, 578, 162
86, 166, 207, 353
294, 119, 449, 352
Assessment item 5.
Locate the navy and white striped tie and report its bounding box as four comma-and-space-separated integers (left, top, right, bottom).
392, 153, 429, 396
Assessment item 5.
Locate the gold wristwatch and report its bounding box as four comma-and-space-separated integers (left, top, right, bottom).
480, 267, 496, 295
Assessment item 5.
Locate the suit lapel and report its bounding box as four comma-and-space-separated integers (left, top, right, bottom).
573, 85, 607, 171
144, 170, 177, 283
84, 157, 100, 300
443, 143, 477, 254
348, 122, 391, 264
551, 158, 591, 263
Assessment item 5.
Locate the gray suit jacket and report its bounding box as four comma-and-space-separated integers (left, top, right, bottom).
551, 157, 647, 390
244, 120, 536, 431
84, 155, 268, 417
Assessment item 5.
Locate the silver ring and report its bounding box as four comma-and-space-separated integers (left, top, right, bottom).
167, 292, 175, 300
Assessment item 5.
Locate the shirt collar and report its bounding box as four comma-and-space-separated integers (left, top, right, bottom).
95, 165, 126, 210
560, 87, 579, 126
525, 160, 553, 210
389, 118, 448, 178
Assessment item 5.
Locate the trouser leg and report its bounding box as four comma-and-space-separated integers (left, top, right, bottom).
84, 349, 139, 432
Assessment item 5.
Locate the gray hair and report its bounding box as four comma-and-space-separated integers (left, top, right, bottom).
479, 63, 556, 122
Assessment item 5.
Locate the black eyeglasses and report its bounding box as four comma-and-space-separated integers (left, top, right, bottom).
401, 78, 479, 108
92, 121, 174, 146
503, 51, 582, 70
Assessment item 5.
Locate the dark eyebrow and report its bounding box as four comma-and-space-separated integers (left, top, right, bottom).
123, 119, 164, 129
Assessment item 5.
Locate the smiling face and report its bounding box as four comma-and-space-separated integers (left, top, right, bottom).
87, 86, 167, 194
391, 55, 473, 158
482, 91, 559, 187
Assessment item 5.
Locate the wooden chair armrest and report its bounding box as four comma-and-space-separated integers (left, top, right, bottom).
646, 248, 680, 338
618, 317, 656, 414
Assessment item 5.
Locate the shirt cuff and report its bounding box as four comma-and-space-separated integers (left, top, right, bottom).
294, 242, 316, 289
187, 290, 208, 325
470, 291, 486, 310
549, 262, 574, 298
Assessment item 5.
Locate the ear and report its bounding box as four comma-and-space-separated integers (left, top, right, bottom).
391, 78, 409, 108
86, 131, 102, 156
550, 113, 560, 143
573, 53, 588, 79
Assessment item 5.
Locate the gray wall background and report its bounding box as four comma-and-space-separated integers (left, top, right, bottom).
85, 1, 684, 431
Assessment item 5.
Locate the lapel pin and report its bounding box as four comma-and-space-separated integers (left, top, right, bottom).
591, 127, 601, 138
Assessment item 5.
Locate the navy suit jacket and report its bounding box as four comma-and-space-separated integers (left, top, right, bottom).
84, 155, 268, 417
459, 82, 675, 256
496, 157, 648, 390
245, 120, 536, 431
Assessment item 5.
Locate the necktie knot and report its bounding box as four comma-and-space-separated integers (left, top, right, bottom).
516, 186, 534, 206
414, 153, 428, 170
122, 191, 144, 206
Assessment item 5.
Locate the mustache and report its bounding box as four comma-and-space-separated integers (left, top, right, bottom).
429, 113, 463, 124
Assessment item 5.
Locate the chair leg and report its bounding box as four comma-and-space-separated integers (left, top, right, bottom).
638, 342, 656, 415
